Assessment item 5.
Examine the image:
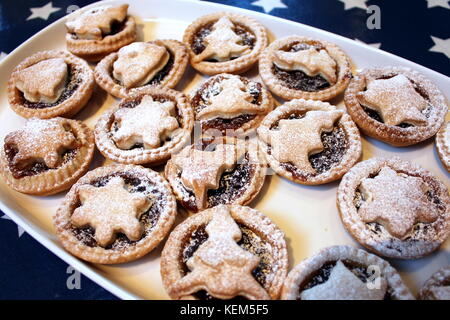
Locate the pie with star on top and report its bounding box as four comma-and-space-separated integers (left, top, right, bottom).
160, 205, 288, 300
344, 67, 448, 146
190, 73, 273, 136
95, 87, 194, 165
259, 35, 352, 101
53, 164, 177, 264
281, 245, 414, 300
419, 266, 450, 300
337, 157, 450, 259
65, 4, 137, 62
94, 40, 189, 98
164, 137, 266, 213
0, 117, 94, 195
257, 99, 361, 185
8, 50, 95, 119
183, 12, 268, 75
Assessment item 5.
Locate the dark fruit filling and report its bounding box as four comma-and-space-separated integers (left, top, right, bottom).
297, 260, 392, 300
180, 223, 272, 300
70, 18, 127, 40
20, 64, 81, 109
178, 153, 255, 212
191, 22, 256, 58
70, 173, 163, 250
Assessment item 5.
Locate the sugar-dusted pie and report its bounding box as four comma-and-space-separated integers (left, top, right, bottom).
161, 205, 288, 300
257, 99, 361, 185
259, 35, 352, 101
95, 87, 194, 165
281, 245, 414, 300
165, 137, 266, 213
337, 157, 450, 259
419, 266, 450, 300
7, 50, 95, 119
54, 164, 177, 264
191, 73, 273, 136
344, 67, 448, 146
183, 12, 267, 75
95, 40, 189, 98
65, 4, 137, 62
436, 121, 450, 172
0, 118, 94, 195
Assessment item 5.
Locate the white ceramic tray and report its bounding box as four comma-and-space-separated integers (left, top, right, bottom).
0, 0, 449, 300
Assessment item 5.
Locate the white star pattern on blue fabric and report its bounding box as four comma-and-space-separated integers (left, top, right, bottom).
252, 0, 287, 13
27, 2, 61, 21
339, 0, 368, 10
426, 0, 450, 9
429, 36, 450, 59
355, 38, 382, 49
1, 215, 25, 238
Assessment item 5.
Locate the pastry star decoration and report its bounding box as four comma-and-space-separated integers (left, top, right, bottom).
197, 77, 264, 120
194, 16, 251, 63
170, 205, 269, 300
301, 260, 387, 300
5, 118, 76, 169
357, 74, 429, 126
113, 42, 169, 88
15, 58, 68, 104
259, 110, 342, 174
112, 95, 179, 150
359, 166, 439, 239
172, 144, 237, 210
274, 48, 337, 84
71, 177, 152, 247
66, 4, 128, 40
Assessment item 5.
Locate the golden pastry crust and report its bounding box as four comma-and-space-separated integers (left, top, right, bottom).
94, 40, 189, 98
436, 121, 450, 172
257, 99, 362, 185
164, 137, 266, 213
344, 67, 448, 146
0, 118, 94, 196
259, 35, 352, 101
7, 50, 95, 119
281, 245, 414, 300
53, 164, 177, 264
95, 87, 194, 165
419, 266, 450, 300
337, 157, 450, 259
183, 12, 268, 75
65, 6, 136, 62
190, 73, 273, 136
160, 205, 288, 300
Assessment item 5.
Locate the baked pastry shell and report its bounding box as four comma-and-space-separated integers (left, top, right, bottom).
419, 265, 450, 300
436, 121, 450, 172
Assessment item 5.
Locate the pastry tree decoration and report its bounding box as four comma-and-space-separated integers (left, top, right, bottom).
71, 177, 152, 247
171, 205, 269, 299
194, 16, 250, 62
112, 95, 179, 150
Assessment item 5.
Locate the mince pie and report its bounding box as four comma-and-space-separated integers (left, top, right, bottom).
344, 67, 448, 146
190, 73, 273, 136
165, 137, 266, 213
259, 35, 352, 101
53, 164, 177, 264
436, 121, 450, 172
95, 40, 188, 98
281, 245, 414, 300
161, 205, 288, 300
337, 157, 450, 259
8, 50, 95, 119
183, 12, 267, 75
65, 4, 137, 62
0, 118, 94, 195
419, 266, 450, 300
95, 87, 194, 165
257, 99, 361, 185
